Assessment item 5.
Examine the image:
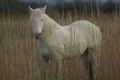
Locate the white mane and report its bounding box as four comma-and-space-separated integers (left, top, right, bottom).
41, 14, 59, 40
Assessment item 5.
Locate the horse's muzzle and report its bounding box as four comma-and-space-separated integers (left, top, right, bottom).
35, 33, 41, 39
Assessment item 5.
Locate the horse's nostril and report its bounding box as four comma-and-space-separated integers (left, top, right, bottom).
39, 33, 41, 35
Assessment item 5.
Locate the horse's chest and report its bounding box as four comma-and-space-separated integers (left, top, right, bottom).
37, 40, 51, 57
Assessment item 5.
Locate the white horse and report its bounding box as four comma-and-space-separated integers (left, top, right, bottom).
28, 5, 102, 80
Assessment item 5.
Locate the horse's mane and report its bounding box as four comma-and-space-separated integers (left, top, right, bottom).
41, 14, 60, 39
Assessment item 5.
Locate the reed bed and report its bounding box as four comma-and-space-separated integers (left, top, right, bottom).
0, 11, 120, 80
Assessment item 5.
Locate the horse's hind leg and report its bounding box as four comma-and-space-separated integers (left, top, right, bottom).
88, 48, 98, 80
80, 48, 94, 80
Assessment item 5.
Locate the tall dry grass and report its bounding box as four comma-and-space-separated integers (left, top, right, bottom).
0, 11, 120, 80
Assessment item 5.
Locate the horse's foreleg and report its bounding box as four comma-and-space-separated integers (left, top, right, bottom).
40, 56, 49, 80
55, 55, 62, 80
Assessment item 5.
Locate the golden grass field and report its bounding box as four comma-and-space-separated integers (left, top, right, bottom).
0, 11, 120, 80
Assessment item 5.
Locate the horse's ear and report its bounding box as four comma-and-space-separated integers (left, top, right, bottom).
42, 5, 47, 13
28, 5, 33, 14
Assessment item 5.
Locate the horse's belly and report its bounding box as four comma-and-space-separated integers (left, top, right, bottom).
63, 37, 88, 59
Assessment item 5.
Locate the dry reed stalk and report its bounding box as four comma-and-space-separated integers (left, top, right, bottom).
0, 8, 120, 80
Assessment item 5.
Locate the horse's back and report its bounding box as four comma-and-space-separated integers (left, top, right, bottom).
69, 20, 102, 48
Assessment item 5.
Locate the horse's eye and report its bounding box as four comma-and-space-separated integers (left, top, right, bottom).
41, 19, 43, 21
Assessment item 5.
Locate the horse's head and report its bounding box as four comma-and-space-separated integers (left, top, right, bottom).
28, 5, 46, 39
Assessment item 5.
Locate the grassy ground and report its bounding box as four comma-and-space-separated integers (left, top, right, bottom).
0, 11, 120, 80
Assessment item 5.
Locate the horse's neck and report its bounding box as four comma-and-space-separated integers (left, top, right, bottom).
41, 14, 60, 39
43, 14, 60, 28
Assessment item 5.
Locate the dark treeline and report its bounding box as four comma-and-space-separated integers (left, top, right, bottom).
0, 0, 119, 15
55, 1, 118, 13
